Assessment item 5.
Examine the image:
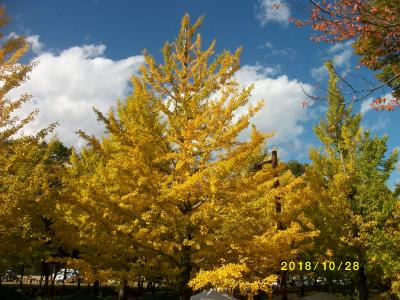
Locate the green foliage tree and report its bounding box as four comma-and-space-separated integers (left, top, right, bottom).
286, 160, 307, 177
304, 61, 399, 299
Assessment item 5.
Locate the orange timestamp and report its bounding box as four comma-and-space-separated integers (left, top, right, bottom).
281, 261, 360, 271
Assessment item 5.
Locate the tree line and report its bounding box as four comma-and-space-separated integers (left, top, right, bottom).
0, 8, 399, 300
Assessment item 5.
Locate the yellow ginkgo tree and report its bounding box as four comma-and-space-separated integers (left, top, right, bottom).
62, 14, 315, 300
0, 6, 58, 285
189, 156, 318, 300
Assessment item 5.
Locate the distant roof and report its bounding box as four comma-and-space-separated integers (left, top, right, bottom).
191, 289, 239, 300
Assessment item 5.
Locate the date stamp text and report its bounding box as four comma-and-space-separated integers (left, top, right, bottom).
281, 261, 359, 271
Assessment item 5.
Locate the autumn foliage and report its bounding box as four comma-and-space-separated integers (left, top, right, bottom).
295, 0, 400, 110
0, 7, 399, 300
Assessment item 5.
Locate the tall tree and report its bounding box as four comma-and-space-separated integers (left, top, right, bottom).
61, 13, 317, 300
0, 6, 35, 275
61, 14, 274, 300
0, 6, 57, 284
304, 61, 398, 299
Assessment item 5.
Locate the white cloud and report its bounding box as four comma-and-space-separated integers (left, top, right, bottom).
370, 116, 389, 131
9, 37, 144, 148
327, 41, 353, 55
234, 65, 277, 85
9, 35, 312, 158
234, 64, 314, 158
311, 41, 353, 80
360, 97, 374, 114
261, 40, 297, 58
263, 41, 274, 49
310, 65, 327, 80
256, 0, 290, 26
26, 35, 44, 54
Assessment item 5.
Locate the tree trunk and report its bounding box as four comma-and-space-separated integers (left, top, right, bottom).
63, 268, 67, 290
50, 264, 58, 295
358, 265, 368, 300
179, 245, 192, 300
271, 151, 287, 300
138, 277, 143, 293
40, 260, 45, 287
44, 262, 50, 294
281, 272, 288, 300
93, 280, 100, 296
118, 279, 128, 300
19, 264, 25, 286
74, 269, 80, 290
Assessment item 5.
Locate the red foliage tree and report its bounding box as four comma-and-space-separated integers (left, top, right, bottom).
294, 0, 400, 110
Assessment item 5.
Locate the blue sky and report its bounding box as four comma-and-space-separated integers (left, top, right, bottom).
4, 0, 400, 185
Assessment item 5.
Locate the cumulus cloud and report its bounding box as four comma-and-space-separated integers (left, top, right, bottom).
26, 35, 44, 54
360, 97, 374, 114
9, 35, 312, 158
9, 37, 144, 148
234, 65, 314, 158
256, 0, 290, 26
234, 65, 277, 85
311, 41, 353, 80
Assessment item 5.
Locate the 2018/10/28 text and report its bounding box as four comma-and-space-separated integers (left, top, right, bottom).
281, 261, 359, 271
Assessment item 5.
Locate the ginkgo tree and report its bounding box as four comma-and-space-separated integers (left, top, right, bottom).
303, 61, 399, 300
0, 6, 59, 286
0, 5, 37, 278
59, 14, 316, 300
189, 162, 318, 300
